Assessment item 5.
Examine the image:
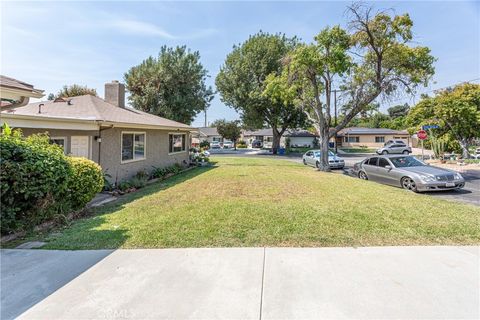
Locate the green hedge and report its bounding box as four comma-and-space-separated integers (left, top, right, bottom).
67, 157, 104, 209
0, 128, 103, 235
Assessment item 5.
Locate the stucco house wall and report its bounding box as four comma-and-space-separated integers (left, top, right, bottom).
99, 127, 189, 183
289, 136, 316, 148
18, 127, 190, 183
341, 134, 410, 148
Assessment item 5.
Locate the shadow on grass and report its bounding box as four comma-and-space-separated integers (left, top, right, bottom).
42, 166, 217, 250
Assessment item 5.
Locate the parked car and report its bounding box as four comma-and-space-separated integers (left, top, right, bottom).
302, 150, 345, 169
223, 140, 233, 149
353, 155, 465, 192
251, 140, 263, 148
211, 141, 222, 149
384, 139, 407, 146
376, 143, 411, 155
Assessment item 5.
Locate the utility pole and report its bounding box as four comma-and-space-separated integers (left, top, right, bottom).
204, 108, 207, 128
334, 89, 338, 154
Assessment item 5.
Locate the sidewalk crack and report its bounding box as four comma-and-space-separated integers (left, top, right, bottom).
259, 247, 266, 320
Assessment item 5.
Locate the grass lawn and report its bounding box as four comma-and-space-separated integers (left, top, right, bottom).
39, 157, 479, 249
339, 147, 376, 153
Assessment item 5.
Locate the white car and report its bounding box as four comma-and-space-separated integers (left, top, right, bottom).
211, 141, 222, 149
302, 150, 345, 169
223, 140, 233, 149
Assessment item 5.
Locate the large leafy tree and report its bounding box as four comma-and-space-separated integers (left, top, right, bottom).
51, 84, 97, 99
124, 46, 214, 125
216, 32, 306, 154
264, 4, 435, 170
215, 119, 242, 150
406, 83, 480, 158
387, 103, 410, 118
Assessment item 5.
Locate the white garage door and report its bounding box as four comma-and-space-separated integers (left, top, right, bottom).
71, 136, 90, 158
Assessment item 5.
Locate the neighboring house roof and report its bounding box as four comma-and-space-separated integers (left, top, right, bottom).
243, 128, 273, 136
337, 127, 409, 136
286, 129, 317, 138
0, 75, 44, 99
198, 127, 220, 136
1, 94, 192, 130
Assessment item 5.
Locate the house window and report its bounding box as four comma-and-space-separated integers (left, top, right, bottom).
344, 136, 360, 143
375, 136, 385, 143
169, 133, 186, 153
49, 137, 66, 153
212, 137, 222, 142
122, 132, 146, 162
265, 136, 273, 143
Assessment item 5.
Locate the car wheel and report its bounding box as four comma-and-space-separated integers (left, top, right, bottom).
402, 150, 409, 155
358, 171, 368, 180
401, 177, 418, 192
316, 161, 320, 169
382, 150, 388, 155
303, 159, 307, 165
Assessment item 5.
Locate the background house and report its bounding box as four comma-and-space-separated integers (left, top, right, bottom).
1, 79, 193, 183
242, 129, 274, 148
337, 127, 411, 148
196, 127, 223, 144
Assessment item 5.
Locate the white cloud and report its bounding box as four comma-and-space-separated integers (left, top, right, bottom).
107, 19, 176, 39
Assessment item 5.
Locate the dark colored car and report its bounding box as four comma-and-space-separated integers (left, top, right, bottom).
251, 140, 263, 148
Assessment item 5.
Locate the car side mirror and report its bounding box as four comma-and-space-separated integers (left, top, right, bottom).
385, 165, 392, 170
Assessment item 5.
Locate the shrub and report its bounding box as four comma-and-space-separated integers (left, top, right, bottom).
237, 140, 247, 148
66, 157, 104, 210
0, 130, 71, 234
199, 140, 210, 149
129, 176, 148, 188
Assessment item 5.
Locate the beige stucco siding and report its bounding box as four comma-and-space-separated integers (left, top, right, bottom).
341, 134, 410, 148
99, 127, 190, 183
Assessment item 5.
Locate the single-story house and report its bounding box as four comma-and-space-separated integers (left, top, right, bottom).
242, 128, 275, 148
1, 79, 194, 183
285, 129, 318, 148
195, 127, 223, 144
337, 127, 411, 148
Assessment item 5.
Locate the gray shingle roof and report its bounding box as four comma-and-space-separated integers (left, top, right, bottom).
1, 94, 192, 129
198, 127, 220, 136
243, 128, 273, 136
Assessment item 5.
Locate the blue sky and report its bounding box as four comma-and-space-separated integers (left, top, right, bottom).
1, 1, 479, 127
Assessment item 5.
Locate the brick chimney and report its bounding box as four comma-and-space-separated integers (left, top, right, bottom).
105, 80, 125, 108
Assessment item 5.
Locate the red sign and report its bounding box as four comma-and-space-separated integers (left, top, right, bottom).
417, 130, 428, 140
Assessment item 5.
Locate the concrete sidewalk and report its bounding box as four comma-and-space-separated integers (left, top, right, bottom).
2, 246, 478, 319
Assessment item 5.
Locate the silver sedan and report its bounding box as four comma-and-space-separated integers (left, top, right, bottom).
353, 155, 465, 192
302, 150, 345, 169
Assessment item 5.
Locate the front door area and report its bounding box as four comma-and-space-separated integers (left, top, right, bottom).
71, 136, 90, 159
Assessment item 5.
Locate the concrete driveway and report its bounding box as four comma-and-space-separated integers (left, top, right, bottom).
2, 246, 478, 319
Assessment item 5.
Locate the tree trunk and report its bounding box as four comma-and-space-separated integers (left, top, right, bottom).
318, 132, 331, 172
459, 139, 470, 159
272, 129, 280, 154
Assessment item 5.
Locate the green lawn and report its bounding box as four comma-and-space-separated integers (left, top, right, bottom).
339, 147, 376, 153
40, 157, 479, 249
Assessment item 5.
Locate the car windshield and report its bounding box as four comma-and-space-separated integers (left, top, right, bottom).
390, 156, 425, 168
314, 151, 335, 157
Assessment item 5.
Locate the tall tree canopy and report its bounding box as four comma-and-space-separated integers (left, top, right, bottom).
387, 103, 410, 118
50, 84, 97, 99
216, 32, 306, 154
215, 119, 242, 150
124, 46, 214, 125
406, 83, 480, 158
264, 4, 435, 170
